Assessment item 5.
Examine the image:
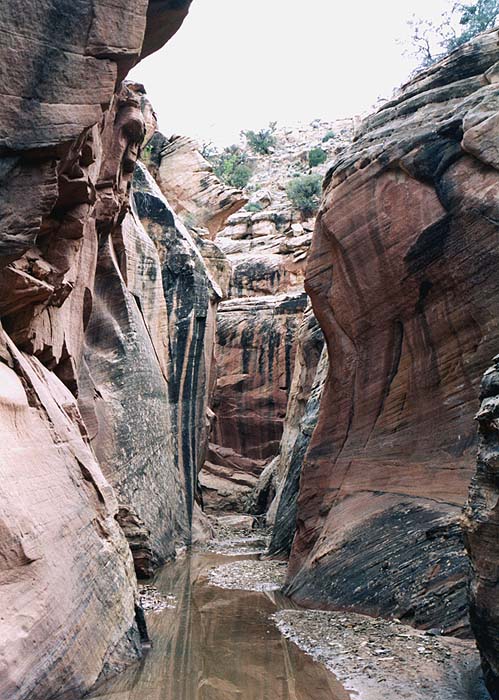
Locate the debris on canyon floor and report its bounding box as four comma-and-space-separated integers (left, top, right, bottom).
208, 559, 287, 592
274, 609, 488, 700
139, 584, 177, 613
197, 513, 271, 556
199, 516, 487, 700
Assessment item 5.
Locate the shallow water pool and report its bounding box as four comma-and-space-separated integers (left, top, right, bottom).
88, 548, 351, 700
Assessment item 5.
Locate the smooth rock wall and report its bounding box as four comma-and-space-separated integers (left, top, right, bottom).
0, 2, 195, 697
0, 329, 139, 700
286, 30, 499, 637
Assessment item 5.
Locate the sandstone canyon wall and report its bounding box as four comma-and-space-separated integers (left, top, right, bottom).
0, 2, 233, 698
200, 120, 353, 512
464, 358, 499, 698
201, 208, 314, 510
285, 29, 499, 639
268, 309, 326, 556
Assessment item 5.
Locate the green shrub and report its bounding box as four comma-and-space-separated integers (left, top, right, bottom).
230, 164, 252, 189
243, 122, 277, 155
246, 202, 264, 213
308, 147, 328, 168
322, 130, 336, 142
286, 174, 323, 216
209, 145, 252, 189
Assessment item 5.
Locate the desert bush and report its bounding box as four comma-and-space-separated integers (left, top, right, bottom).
246, 202, 264, 213
322, 130, 336, 142
286, 174, 323, 216
243, 122, 277, 155
209, 145, 252, 189
229, 164, 252, 189
308, 147, 328, 168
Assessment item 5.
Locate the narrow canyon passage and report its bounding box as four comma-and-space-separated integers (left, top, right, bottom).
2, 2, 499, 699
87, 518, 487, 700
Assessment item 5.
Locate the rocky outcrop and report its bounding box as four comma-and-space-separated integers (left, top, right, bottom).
144, 133, 247, 236
464, 358, 499, 698
269, 330, 328, 556
0, 2, 202, 698
286, 30, 499, 637
212, 292, 308, 461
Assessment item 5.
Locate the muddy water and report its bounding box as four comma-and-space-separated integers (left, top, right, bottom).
89, 547, 351, 700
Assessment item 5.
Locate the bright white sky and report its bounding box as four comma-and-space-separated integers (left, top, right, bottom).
130, 0, 454, 146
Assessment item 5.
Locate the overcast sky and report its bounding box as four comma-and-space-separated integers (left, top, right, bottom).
130, 0, 454, 146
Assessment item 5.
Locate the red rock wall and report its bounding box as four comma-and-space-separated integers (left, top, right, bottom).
0, 331, 139, 700
286, 30, 499, 636
201, 208, 314, 509
212, 293, 308, 461
0, 2, 195, 698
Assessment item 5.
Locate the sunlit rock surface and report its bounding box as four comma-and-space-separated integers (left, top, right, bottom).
286, 29, 499, 637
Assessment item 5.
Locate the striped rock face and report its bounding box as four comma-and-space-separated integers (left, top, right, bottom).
0, 2, 194, 698
286, 30, 499, 641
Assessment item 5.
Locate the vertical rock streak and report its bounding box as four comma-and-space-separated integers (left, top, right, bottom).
285, 30, 499, 638
0, 2, 210, 698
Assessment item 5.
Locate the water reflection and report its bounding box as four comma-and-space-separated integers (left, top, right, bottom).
89, 551, 351, 700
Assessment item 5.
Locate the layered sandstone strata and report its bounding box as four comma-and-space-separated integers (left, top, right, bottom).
0, 2, 205, 698
200, 443, 267, 513
213, 292, 308, 462
270, 308, 325, 494
286, 29, 499, 637
200, 206, 316, 508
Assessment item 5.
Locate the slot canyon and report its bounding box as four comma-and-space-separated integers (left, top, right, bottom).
1, 2, 499, 699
